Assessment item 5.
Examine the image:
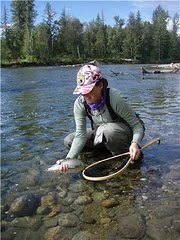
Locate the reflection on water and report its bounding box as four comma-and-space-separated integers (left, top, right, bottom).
1, 65, 180, 239
1, 67, 76, 164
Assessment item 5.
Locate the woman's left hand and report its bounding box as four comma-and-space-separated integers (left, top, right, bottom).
129, 142, 141, 161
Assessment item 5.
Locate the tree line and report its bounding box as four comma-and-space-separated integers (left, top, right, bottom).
1, 0, 180, 65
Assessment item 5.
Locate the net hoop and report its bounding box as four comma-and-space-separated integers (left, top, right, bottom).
82, 137, 160, 181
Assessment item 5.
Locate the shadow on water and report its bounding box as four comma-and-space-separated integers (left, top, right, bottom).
1, 65, 180, 240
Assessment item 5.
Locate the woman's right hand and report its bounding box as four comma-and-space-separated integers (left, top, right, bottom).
56, 159, 69, 172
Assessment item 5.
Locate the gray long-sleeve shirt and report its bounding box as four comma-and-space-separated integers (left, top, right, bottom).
66, 87, 144, 158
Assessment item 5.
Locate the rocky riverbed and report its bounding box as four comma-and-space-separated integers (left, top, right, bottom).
1, 155, 180, 240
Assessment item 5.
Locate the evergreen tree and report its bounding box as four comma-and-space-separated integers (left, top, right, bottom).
33, 23, 50, 62
57, 9, 83, 60
57, 9, 74, 58
1, 6, 11, 62
43, 2, 57, 59
1, 1, 179, 64
122, 11, 143, 62
95, 14, 107, 58
106, 26, 117, 57
108, 16, 125, 59
4, 0, 37, 62
141, 21, 153, 63
10, 0, 27, 60
151, 5, 169, 62
168, 13, 180, 61
22, 0, 37, 59
69, 17, 84, 58
133, 11, 143, 62
83, 20, 97, 58
122, 12, 136, 60
1, 5, 9, 34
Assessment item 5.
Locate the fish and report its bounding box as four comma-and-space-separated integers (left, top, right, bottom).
46, 159, 84, 172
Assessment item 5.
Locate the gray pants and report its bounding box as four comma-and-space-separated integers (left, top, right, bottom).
64, 122, 133, 155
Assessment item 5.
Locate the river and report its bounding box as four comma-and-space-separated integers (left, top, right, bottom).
1, 65, 180, 240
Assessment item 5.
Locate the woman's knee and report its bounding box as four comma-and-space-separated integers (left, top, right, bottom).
64, 133, 75, 149
103, 124, 116, 138
103, 123, 132, 143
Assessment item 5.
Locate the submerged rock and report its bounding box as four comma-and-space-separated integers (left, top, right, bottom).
9, 193, 41, 217
117, 213, 146, 239
74, 196, 93, 205
58, 213, 79, 227
101, 198, 119, 208
72, 230, 98, 240
41, 192, 58, 207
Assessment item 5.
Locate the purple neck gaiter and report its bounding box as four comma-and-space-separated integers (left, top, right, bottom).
86, 92, 106, 110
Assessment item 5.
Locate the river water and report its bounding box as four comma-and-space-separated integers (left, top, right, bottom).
1, 65, 180, 240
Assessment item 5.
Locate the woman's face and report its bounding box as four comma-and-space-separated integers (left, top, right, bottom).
82, 82, 103, 104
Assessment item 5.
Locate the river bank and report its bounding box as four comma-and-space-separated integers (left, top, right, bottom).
2, 59, 180, 69
0, 59, 106, 68
0, 61, 83, 68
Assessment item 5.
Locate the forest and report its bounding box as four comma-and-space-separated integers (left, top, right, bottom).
1, 0, 180, 66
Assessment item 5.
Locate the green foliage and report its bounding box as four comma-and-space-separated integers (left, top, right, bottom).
168, 13, 180, 61
33, 23, 50, 62
1, 1, 180, 64
151, 5, 170, 62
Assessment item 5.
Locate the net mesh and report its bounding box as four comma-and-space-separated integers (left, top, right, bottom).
83, 155, 130, 178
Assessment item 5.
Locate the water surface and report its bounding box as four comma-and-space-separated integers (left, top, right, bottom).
1, 65, 180, 239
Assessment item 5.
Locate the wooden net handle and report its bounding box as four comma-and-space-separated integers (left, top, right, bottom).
82, 137, 160, 181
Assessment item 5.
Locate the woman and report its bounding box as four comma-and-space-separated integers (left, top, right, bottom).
57, 64, 145, 170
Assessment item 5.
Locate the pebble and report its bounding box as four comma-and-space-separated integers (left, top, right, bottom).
100, 217, 112, 224
101, 198, 119, 208
41, 193, 58, 207
72, 231, 98, 240
58, 213, 79, 227
74, 196, 93, 205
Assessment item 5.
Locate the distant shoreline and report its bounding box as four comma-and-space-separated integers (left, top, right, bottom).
0, 61, 82, 68
1, 61, 180, 69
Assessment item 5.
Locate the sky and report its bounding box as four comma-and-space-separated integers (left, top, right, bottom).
1, 0, 180, 29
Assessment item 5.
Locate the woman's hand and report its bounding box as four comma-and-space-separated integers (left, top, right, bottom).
129, 142, 141, 161
56, 158, 84, 172
56, 159, 69, 172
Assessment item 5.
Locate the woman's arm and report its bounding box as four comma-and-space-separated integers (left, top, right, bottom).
66, 97, 87, 159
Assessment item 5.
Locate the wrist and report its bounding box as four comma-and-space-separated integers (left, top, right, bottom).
131, 142, 140, 147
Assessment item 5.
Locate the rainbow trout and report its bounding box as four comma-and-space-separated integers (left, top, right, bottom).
46, 159, 84, 172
